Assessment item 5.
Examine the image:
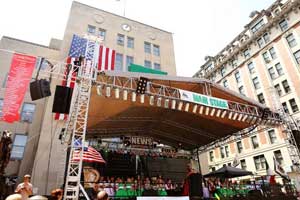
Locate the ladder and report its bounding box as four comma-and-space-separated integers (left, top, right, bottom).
63, 65, 94, 200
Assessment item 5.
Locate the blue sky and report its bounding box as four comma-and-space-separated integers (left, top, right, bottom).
0, 0, 275, 76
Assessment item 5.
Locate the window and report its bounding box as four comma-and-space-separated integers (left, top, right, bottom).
274, 150, 284, 165
225, 146, 229, 157
279, 19, 288, 31
286, 33, 297, 48
126, 56, 134, 70
223, 80, 229, 88
235, 71, 241, 83
268, 67, 276, 79
240, 159, 247, 170
237, 141, 243, 153
263, 33, 270, 43
220, 147, 225, 158
274, 84, 282, 97
98, 28, 106, 40
294, 50, 300, 64
209, 151, 214, 162
248, 62, 255, 74
269, 47, 277, 59
268, 129, 277, 144
232, 59, 238, 68
289, 98, 299, 113
243, 49, 250, 59
144, 60, 151, 68
87, 25, 96, 34
144, 42, 151, 53
282, 80, 291, 93
251, 136, 259, 149
239, 86, 245, 95
21, 103, 35, 123
257, 38, 264, 48
127, 37, 134, 48
251, 19, 265, 33
0, 99, 3, 117
117, 34, 125, 46
11, 134, 28, 159
282, 102, 290, 114
275, 63, 284, 75
253, 155, 266, 170
227, 163, 232, 167
153, 45, 160, 56
154, 63, 161, 70
220, 66, 226, 77
257, 93, 265, 104
252, 77, 260, 89
262, 52, 271, 63
210, 167, 216, 172
115, 53, 123, 71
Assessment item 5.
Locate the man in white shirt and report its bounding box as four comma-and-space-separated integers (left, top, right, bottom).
15, 175, 33, 200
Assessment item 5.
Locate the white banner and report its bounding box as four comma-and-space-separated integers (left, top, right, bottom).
178, 89, 228, 109
137, 197, 189, 200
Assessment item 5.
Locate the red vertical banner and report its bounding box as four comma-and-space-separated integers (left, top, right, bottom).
2, 53, 36, 123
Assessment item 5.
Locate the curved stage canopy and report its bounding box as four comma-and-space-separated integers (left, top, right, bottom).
86, 71, 281, 150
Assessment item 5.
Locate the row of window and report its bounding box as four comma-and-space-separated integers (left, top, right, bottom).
114, 53, 161, 71
209, 129, 279, 162
87, 25, 161, 56
210, 150, 283, 171
0, 100, 36, 123
282, 98, 299, 114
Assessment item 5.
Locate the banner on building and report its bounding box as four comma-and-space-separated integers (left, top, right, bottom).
178, 89, 229, 109
130, 136, 153, 148
2, 53, 36, 123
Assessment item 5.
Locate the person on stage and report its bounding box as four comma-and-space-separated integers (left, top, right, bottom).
182, 164, 195, 196
15, 175, 33, 200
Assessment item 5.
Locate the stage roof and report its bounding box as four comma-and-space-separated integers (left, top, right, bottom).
86, 71, 280, 150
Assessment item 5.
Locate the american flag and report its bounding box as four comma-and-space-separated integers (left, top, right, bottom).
72, 146, 106, 164
55, 34, 116, 120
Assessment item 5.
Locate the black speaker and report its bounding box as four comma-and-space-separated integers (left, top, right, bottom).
52, 86, 73, 114
30, 79, 51, 101
189, 173, 203, 197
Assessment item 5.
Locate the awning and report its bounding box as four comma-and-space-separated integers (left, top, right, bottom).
203, 166, 253, 178
86, 71, 281, 150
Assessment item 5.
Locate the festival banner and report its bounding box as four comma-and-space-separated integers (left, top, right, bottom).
2, 53, 36, 123
178, 89, 229, 109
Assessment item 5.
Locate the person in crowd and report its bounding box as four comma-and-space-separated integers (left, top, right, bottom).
165, 179, 174, 191
15, 174, 33, 200
97, 190, 109, 200
182, 164, 195, 196
5, 194, 22, 200
202, 182, 210, 200
50, 189, 63, 200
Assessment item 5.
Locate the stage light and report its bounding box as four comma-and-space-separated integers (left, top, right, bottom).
132, 92, 136, 102
210, 108, 216, 116
242, 114, 248, 122
184, 103, 190, 112
96, 85, 102, 96
221, 110, 227, 118
238, 113, 243, 121
105, 86, 111, 97
140, 94, 145, 103
115, 88, 120, 99
192, 105, 198, 113
136, 77, 149, 94
205, 107, 210, 115
123, 90, 128, 100
216, 109, 221, 117
233, 113, 238, 120
157, 97, 162, 107
164, 99, 169, 108
228, 112, 233, 119
178, 101, 183, 110
199, 106, 204, 114
171, 99, 176, 109
150, 96, 154, 105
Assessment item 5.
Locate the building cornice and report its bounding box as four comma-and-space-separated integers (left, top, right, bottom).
1, 36, 58, 50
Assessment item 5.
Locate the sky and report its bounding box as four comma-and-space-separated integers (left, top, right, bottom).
0, 0, 275, 77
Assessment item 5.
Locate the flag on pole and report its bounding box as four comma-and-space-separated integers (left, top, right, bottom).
54, 34, 116, 120
274, 156, 289, 181
232, 154, 240, 167
266, 160, 276, 184
72, 146, 106, 164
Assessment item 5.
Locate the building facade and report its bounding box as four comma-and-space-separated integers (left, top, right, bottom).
0, 1, 176, 194
194, 0, 300, 185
